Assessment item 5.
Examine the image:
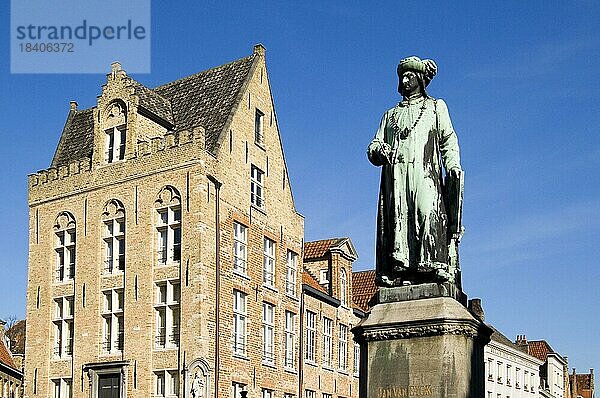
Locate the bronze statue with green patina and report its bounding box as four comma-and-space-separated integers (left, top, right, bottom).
368, 56, 464, 287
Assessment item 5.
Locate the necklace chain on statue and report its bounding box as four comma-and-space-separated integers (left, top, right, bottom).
400, 98, 427, 139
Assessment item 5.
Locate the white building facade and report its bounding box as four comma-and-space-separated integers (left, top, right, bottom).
485, 330, 544, 398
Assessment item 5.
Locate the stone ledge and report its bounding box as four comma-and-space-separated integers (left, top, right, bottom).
375, 282, 467, 306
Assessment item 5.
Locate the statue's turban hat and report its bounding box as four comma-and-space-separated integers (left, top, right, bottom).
397, 56, 438, 87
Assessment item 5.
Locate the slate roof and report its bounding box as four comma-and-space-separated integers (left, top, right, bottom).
0, 338, 17, 370
302, 270, 327, 294
489, 325, 517, 348
304, 238, 347, 260
527, 340, 554, 362
51, 53, 257, 167
351, 270, 377, 311
154, 55, 255, 154
51, 107, 95, 167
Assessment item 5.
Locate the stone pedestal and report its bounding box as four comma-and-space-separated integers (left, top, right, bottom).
354, 285, 491, 398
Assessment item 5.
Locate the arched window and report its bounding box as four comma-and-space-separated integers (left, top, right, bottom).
155, 186, 181, 264
103, 100, 127, 163
340, 268, 348, 307
54, 212, 76, 283
102, 199, 125, 274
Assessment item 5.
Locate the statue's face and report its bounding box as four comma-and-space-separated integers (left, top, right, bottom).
399, 71, 421, 97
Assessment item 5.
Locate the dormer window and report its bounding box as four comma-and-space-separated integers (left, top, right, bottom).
105, 126, 126, 163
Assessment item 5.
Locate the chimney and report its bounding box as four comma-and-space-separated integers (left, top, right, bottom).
70, 101, 78, 111
468, 298, 484, 321
253, 43, 266, 57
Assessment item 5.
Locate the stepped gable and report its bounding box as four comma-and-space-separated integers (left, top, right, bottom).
51, 53, 256, 167
0, 338, 16, 370
304, 238, 347, 260
52, 107, 95, 168
154, 54, 255, 154
351, 270, 377, 311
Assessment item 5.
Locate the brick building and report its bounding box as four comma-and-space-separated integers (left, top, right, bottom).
569, 369, 594, 398
24, 46, 367, 398
1, 320, 23, 398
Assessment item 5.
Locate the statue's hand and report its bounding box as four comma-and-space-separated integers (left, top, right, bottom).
448, 168, 462, 178
379, 142, 392, 164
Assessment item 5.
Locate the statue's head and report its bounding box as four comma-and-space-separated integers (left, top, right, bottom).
397, 56, 437, 98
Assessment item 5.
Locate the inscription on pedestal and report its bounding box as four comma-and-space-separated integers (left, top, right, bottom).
377, 385, 434, 397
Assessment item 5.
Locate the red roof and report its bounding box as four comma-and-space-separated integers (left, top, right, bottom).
352, 270, 377, 311
304, 238, 346, 260
302, 270, 327, 294
527, 340, 554, 361
0, 338, 17, 370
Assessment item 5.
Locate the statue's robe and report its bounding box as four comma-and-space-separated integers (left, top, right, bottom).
367, 97, 461, 283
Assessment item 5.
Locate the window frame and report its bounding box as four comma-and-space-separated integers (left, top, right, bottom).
284, 310, 296, 370
156, 204, 181, 265
338, 324, 348, 370
105, 125, 126, 164
285, 251, 298, 297
52, 296, 74, 359
262, 302, 275, 365
154, 280, 181, 349
251, 165, 265, 209
233, 222, 248, 276
305, 310, 316, 364
54, 214, 76, 283
233, 290, 247, 357
255, 109, 265, 145
101, 288, 124, 354
322, 317, 333, 368
263, 237, 276, 288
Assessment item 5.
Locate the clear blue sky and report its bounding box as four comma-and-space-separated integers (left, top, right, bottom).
1, 0, 598, 378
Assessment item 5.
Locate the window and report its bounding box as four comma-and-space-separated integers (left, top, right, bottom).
102, 289, 124, 354
284, 311, 296, 369
53, 296, 74, 358
506, 364, 512, 386
54, 212, 76, 283
251, 165, 264, 209
488, 359, 494, 380
263, 237, 275, 288
232, 382, 246, 398
284, 394, 295, 398
155, 186, 181, 264
338, 324, 348, 370
286, 251, 297, 297
102, 200, 125, 274
340, 269, 347, 306
52, 379, 72, 398
233, 222, 248, 275
319, 269, 330, 291
255, 109, 264, 144
516, 368, 521, 388
155, 370, 179, 397
233, 290, 247, 356
105, 126, 126, 163
323, 394, 332, 398
155, 280, 180, 349
305, 391, 315, 398
305, 311, 316, 363
353, 343, 360, 376
262, 389, 273, 398
322, 317, 333, 367
262, 302, 274, 365
524, 370, 529, 390
497, 361, 503, 383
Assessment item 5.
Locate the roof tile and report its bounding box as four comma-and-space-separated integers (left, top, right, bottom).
352, 270, 377, 311
304, 238, 345, 260
0, 338, 17, 370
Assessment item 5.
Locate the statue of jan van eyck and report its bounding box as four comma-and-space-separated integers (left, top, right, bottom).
367, 56, 464, 288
